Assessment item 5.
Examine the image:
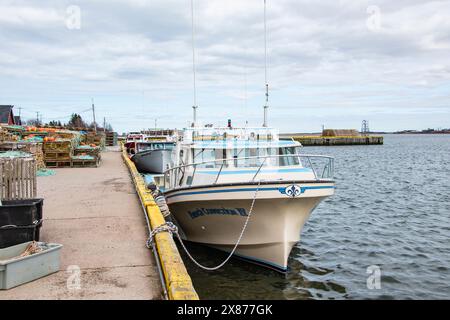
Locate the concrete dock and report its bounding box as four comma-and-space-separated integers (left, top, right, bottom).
0, 147, 162, 300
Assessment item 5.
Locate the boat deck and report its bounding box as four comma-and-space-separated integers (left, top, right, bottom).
0, 147, 162, 300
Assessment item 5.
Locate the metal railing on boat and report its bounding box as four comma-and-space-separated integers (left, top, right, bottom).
164, 154, 334, 190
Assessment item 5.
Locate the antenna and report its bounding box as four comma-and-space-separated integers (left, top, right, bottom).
263, 0, 269, 127
191, 0, 198, 126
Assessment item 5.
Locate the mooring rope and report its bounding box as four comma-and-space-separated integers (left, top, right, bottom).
148, 180, 262, 271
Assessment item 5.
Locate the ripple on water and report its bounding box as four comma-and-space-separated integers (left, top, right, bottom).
180, 135, 450, 300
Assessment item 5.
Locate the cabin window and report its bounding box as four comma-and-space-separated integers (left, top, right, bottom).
211, 149, 228, 168
265, 148, 278, 166
232, 148, 245, 167
193, 149, 216, 168
237, 148, 260, 167
164, 144, 174, 150
279, 147, 300, 166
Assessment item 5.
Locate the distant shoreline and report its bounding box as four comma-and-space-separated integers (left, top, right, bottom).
280, 131, 450, 136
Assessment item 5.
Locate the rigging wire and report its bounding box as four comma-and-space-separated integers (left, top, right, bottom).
263, 0, 270, 127
264, 0, 269, 104
264, 0, 268, 95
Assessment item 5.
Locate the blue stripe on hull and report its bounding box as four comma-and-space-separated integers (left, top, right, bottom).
166, 185, 335, 199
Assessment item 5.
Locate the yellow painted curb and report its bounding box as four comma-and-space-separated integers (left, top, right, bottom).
121, 144, 199, 300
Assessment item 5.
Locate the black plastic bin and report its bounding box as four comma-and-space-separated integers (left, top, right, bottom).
0, 199, 43, 227
0, 220, 42, 249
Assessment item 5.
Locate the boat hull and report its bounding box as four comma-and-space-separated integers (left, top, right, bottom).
132, 149, 172, 174
165, 182, 334, 271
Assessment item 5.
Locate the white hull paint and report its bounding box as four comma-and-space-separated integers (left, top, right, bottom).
165, 182, 334, 271
132, 149, 172, 174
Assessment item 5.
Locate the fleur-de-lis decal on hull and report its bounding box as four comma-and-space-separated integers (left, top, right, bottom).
285, 185, 302, 198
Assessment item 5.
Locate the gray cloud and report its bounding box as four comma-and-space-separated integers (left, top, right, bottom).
0, 0, 449, 133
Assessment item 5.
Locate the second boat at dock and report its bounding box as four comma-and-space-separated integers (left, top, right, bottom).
130, 130, 177, 174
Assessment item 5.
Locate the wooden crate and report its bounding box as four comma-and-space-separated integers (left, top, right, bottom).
71, 158, 99, 168
74, 146, 100, 157
0, 129, 19, 143
49, 132, 77, 140
43, 140, 73, 153
0, 157, 36, 200
44, 151, 72, 161
105, 132, 118, 146
44, 160, 71, 168
85, 133, 106, 148
0, 142, 45, 171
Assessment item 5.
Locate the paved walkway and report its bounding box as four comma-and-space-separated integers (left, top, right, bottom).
0, 148, 162, 300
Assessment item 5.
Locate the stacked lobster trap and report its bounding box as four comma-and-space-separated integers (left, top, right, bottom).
0, 153, 37, 201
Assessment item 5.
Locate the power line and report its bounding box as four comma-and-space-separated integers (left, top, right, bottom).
22, 107, 92, 121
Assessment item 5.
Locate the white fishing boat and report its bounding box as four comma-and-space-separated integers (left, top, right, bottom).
131, 130, 177, 174
163, 126, 335, 271
124, 132, 144, 155
160, 0, 335, 271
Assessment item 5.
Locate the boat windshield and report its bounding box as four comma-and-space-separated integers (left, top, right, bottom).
192, 146, 302, 168
138, 143, 174, 152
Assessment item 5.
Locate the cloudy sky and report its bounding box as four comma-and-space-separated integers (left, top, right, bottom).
0, 0, 449, 133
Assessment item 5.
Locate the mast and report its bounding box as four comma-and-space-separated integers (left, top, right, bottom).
191, 0, 198, 127
262, 0, 269, 127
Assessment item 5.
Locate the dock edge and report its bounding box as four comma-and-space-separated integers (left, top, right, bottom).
121, 144, 199, 300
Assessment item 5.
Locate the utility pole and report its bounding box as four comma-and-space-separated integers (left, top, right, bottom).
36, 112, 40, 125
91, 98, 97, 133
103, 117, 106, 132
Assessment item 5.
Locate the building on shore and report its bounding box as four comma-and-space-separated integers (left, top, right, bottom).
0, 105, 17, 125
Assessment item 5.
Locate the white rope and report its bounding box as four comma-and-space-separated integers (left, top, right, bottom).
173, 180, 262, 271
147, 181, 261, 270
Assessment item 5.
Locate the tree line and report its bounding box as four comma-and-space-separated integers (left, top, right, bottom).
26, 113, 113, 131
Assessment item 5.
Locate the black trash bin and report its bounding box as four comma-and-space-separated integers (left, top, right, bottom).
0, 199, 44, 226
0, 219, 42, 249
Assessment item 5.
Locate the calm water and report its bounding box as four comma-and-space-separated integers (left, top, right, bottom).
175, 134, 450, 300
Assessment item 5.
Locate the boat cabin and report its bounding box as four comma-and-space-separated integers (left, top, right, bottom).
166, 127, 328, 189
